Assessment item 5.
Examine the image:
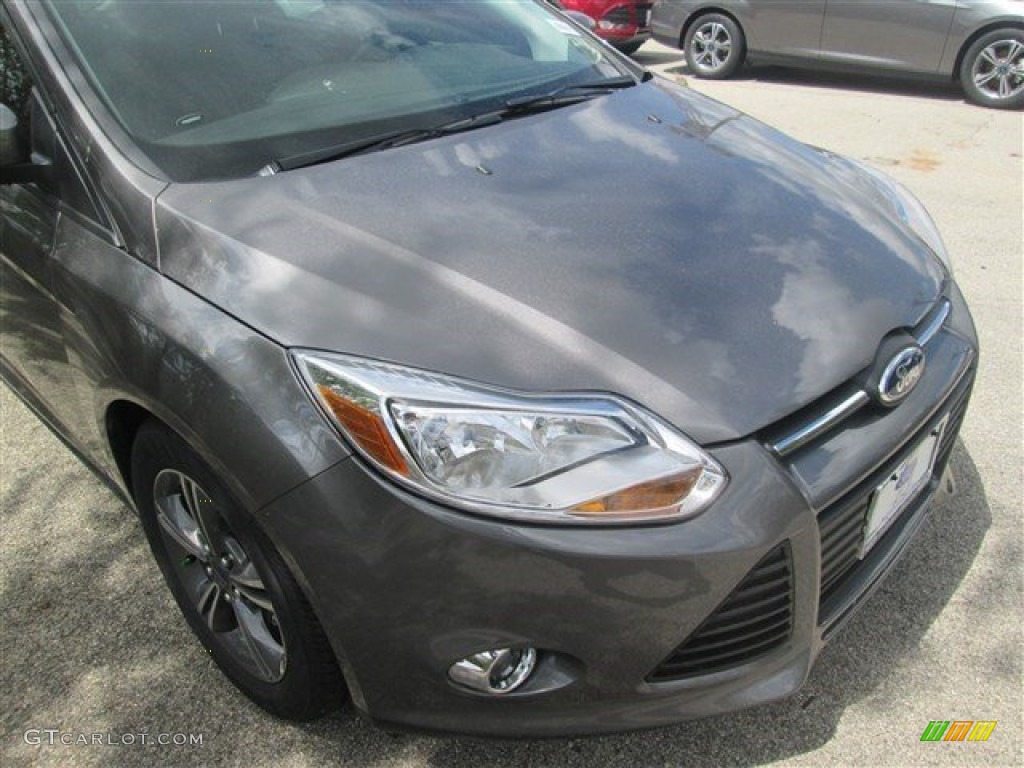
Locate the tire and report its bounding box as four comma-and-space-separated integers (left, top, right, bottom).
615, 40, 645, 56
131, 420, 344, 720
960, 29, 1024, 110
683, 13, 745, 80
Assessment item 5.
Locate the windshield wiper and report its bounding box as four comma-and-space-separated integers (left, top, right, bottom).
260, 111, 504, 174
503, 74, 645, 112
260, 74, 649, 174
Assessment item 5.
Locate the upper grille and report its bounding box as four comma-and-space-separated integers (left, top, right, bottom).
764, 298, 951, 457
933, 376, 970, 470
648, 543, 793, 681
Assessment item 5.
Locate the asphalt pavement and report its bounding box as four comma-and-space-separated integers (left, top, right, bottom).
2, 42, 1022, 768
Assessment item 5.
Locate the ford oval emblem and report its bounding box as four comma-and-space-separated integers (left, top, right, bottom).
878, 346, 926, 405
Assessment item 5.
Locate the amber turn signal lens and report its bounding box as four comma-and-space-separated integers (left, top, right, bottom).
317, 385, 409, 476
571, 470, 699, 517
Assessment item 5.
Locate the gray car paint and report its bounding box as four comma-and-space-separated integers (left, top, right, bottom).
156, 81, 943, 446
819, 0, 957, 72
652, 0, 1024, 78
253, 380, 968, 735
1, 0, 979, 737
255, 439, 823, 735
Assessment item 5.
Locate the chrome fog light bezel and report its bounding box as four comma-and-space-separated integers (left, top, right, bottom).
448, 647, 538, 694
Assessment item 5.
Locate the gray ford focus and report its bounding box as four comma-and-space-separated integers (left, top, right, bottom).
1, 0, 977, 736
650, 0, 1024, 110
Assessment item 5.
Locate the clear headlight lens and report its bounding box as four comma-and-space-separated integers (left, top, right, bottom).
294, 352, 727, 524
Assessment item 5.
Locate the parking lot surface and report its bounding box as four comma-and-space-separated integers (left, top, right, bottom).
2, 42, 1022, 768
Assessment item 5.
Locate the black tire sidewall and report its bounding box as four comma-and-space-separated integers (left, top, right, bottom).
960, 29, 1024, 110
684, 13, 745, 79
131, 422, 339, 720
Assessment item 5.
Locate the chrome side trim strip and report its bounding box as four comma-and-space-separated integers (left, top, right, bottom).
915, 299, 951, 347
771, 391, 870, 456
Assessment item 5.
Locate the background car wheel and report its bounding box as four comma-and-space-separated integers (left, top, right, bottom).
960, 29, 1024, 109
131, 420, 344, 720
684, 13, 745, 79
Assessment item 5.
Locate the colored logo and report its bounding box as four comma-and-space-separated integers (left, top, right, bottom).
920, 720, 996, 742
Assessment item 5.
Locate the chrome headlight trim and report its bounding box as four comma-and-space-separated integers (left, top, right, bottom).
292, 351, 728, 525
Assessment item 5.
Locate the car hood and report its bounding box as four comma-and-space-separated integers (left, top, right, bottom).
155, 79, 944, 444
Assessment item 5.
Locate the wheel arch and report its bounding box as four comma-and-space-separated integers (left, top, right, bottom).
108, 399, 364, 710
952, 20, 1024, 80
102, 396, 253, 513
104, 395, 310, 571
104, 398, 153, 498
680, 5, 747, 50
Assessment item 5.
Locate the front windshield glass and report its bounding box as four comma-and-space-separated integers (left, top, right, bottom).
46, 0, 630, 181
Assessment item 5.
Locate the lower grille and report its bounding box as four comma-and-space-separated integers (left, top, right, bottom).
817, 372, 973, 622
648, 543, 793, 681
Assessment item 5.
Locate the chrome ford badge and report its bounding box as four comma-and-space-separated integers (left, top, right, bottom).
878, 345, 926, 405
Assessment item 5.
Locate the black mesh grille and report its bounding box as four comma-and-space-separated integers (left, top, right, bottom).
817, 373, 973, 620
933, 379, 970, 470
648, 543, 793, 681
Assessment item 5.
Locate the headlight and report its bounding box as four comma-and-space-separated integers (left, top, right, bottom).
293, 352, 727, 524
843, 157, 954, 275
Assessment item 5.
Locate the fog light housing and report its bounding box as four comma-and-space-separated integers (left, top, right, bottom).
448, 647, 537, 694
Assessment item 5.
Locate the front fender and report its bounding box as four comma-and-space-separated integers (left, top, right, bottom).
50, 214, 349, 515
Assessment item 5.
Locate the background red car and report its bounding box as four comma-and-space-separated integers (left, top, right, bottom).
558, 0, 652, 54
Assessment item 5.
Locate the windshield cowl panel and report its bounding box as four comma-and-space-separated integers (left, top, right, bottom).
45, 0, 634, 181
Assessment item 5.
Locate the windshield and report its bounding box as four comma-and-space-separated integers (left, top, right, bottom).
45, 0, 631, 181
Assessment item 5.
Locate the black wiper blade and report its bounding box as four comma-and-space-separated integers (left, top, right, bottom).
260, 74, 649, 174
504, 75, 642, 111
261, 111, 504, 174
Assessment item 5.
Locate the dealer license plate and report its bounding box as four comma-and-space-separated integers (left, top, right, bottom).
860, 419, 945, 557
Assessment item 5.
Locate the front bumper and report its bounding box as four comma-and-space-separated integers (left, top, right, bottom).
593, 2, 653, 48
258, 289, 976, 737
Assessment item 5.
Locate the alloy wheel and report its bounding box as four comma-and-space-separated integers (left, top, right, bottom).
691, 21, 732, 73
153, 469, 287, 683
971, 39, 1024, 102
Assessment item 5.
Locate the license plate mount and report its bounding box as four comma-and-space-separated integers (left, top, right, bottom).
860, 419, 945, 557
